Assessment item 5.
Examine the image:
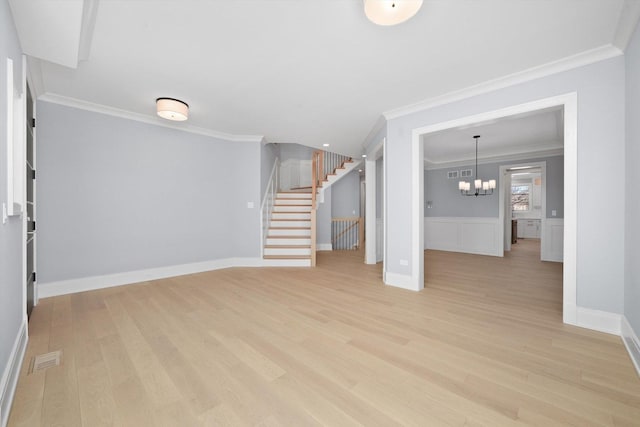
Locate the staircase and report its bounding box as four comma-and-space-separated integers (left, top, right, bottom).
263, 191, 313, 266
261, 150, 360, 266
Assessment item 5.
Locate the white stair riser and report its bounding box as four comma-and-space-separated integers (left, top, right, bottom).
269, 229, 311, 236
272, 213, 311, 220
277, 193, 312, 199
264, 247, 311, 256
276, 199, 312, 206
273, 205, 312, 212
266, 238, 311, 245
270, 220, 310, 228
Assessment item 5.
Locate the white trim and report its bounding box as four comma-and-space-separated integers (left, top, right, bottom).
382, 137, 388, 282
411, 92, 578, 327
38, 257, 265, 298
384, 272, 419, 291
562, 94, 578, 326
38, 93, 264, 143
0, 320, 28, 427
575, 307, 621, 336
410, 130, 424, 291
424, 148, 563, 170
365, 159, 377, 264
361, 115, 386, 153
621, 316, 640, 377
385, 45, 620, 120
316, 243, 332, 251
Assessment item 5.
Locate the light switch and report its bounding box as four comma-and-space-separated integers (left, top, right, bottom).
400, 259, 409, 266
247, 202, 255, 209
551, 209, 557, 217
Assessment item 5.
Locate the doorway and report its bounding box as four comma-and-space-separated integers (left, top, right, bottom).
411, 93, 578, 325
501, 162, 547, 259
25, 80, 36, 317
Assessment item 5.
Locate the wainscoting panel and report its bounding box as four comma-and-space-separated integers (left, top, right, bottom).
424, 217, 501, 257
542, 218, 564, 262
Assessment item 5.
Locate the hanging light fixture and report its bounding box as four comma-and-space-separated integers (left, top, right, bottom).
459, 135, 496, 197
363, 0, 423, 26
156, 98, 189, 121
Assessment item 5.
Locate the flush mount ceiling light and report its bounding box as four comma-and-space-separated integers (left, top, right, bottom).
363, 0, 423, 26
156, 97, 189, 121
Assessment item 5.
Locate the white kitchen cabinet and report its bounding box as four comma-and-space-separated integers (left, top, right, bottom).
517, 219, 541, 239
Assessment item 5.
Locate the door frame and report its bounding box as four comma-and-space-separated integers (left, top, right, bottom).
20, 55, 37, 315
500, 161, 547, 257
411, 92, 577, 326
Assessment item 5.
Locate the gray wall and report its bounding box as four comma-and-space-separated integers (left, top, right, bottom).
331, 169, 360, 217
626, 23, 640, 334
386, 56, 625, 314
376, 157, 383, 219
261, 142, 279, 198
316, 187, 332, 246
0, 0, 25, 417
279, 143, 314, 161
37, 101, 262, 283
424, 155, 564, 218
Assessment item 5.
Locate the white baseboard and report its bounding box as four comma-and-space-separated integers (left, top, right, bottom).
384, 272, 421, 291
316, 243, 332, 251
622, 316, 640, 377
575, 306, 622, 335
38, 257, 264, 298
0, 320, 28, 427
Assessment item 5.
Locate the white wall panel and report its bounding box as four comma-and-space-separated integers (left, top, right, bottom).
424, 217, 501, 256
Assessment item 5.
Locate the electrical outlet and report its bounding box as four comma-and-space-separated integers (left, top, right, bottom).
2, 203, 7, 224
400, 259, 408, 266
247, 202, 254, 209
552, 209, 557, 217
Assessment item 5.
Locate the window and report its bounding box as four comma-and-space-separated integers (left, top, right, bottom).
511, 184, 530, 211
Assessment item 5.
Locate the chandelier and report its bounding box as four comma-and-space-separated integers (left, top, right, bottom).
459, 135, 496, 196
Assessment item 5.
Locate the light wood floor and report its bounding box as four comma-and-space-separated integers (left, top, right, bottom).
8, 242, 640, 426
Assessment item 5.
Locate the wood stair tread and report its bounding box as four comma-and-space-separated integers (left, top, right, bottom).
268, 227, 311, 230
267, 235, 310, 239
272, 212, 311, 214
271, 218, 311, 222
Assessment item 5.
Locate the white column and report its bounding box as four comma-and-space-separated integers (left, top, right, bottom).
365, 159, 377, 264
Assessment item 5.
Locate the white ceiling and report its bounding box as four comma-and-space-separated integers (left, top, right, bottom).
423, 107, 564, 168
10, 0, 636, 156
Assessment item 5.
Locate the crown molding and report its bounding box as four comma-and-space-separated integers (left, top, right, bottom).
613, 0, 640, 51
25, 56, 45, 98
38, 93, 264, 143
361, 115, 387, 154
424, 147, 564, 170
384, 44, 622, 120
